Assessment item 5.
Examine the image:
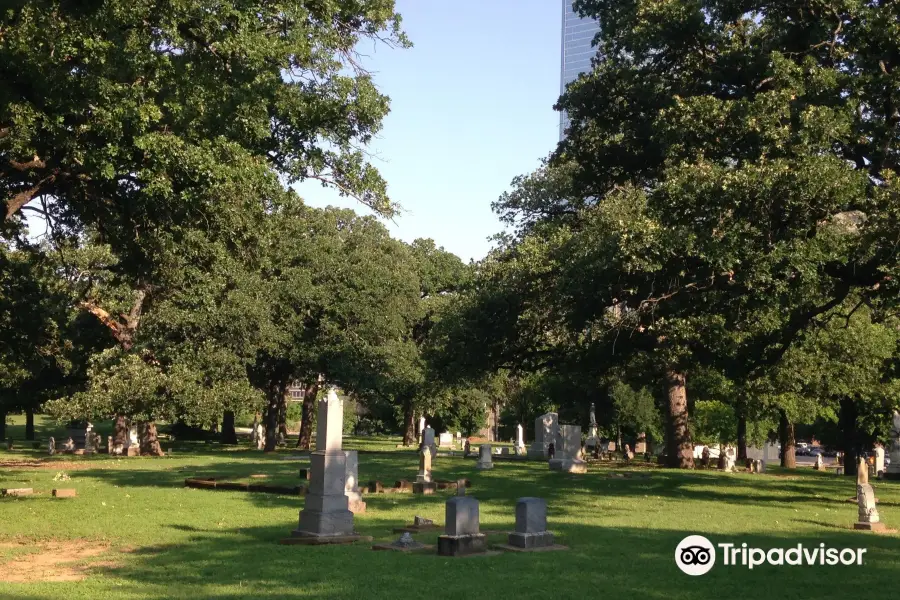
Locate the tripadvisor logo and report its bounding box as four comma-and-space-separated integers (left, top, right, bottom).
675, 535, 868, 575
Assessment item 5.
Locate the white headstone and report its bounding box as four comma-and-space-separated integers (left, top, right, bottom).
515, 424, 525, 450
875, 447, 885, 475
439, 432, 454, 448
477, 444, 493, 470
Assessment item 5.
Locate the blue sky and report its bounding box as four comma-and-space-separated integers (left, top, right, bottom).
295, 0, 563, 262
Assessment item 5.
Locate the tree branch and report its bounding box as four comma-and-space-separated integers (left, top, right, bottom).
4, 174, 55, 219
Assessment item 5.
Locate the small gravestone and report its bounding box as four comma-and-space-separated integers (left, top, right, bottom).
437, 496, 486, 556
758, 459, 766, 473
814, 454, 824, 470
48, 437, 55, 456
722, 448, 736, 472
855, 483, 885, 531
6, 439, 12, 451
368, 480, 383, 493
255, 424, 265, 450
456, 479, 467, 496
463, 439, 471, 457
496, 497, 566, 552
52, 489, 77, 498
62, 437, 75, 452
476, 444, 493, 470
392, 515, 439, 534
414, 446, 436, 494
624, 444, 634, 461
439, 432, 453, 448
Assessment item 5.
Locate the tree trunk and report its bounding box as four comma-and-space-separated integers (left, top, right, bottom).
736, 398, 747, 461
278, 390, 289, 442
263, 382, 284, 452
0, 408, 6, 441
779, 410, 796, 469
220, 410, 238, 445
296, 379, 320, 450
113, 414, 128, 450
840, 397, 858, 478
664, 370, 694, 468
25, 409, 35, 440
402, 401, 416, 446
138, 421, 164, 456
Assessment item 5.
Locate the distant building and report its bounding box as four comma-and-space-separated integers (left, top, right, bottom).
560, 0, 601, 139
286, 382, 306, 401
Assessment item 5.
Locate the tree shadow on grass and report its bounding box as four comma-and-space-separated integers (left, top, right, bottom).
68, 519, 900, 600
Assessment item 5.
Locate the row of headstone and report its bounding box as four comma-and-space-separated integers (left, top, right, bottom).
436, 495, 556, 556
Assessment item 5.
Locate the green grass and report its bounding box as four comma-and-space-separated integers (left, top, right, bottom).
2, 439, 900, 599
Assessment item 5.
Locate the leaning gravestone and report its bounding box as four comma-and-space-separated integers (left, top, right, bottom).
437, 496, 486, 556
281, 389, 368, 545
344, 450, 366, 513
854, 483, 885, 531
476, 444, 493, 470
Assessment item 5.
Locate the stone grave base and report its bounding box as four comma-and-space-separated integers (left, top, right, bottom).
413, 482, 436, 495
280, 534, 373, 546
475, 462, 493, 470
548, 458, 587, 474
854, 522, 886, 531
184, 477, 306, 496
437, 533, 487, 557
372, 543, 435, 552
494, 543, 569, 553
1, 488, 33, 497
507, 531, 555, 549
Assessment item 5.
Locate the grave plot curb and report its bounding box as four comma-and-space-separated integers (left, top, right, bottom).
184, 477, 306, 496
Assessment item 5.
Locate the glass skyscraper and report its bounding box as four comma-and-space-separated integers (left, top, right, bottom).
560, 1, 601, 139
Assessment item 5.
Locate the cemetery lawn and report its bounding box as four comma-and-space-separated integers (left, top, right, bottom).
1, 443, 900, 599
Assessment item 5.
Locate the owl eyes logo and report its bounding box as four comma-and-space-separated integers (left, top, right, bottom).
675, 535, 716, 575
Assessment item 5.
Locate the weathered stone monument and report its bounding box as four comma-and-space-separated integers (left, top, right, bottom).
476, 444, 493, 470
422, 425, 436, 457
875, 446, 886, 477
62, 437, 75, 452
414, 446, 436, 494
438, 432, 453, 449
722, 447, 736, 472
254, 423, 265, 451
282, 388, 368, 545
549, 424, 586, 473
498, 497, 562, 552
343, 450, 366, 513
47, 437, 55, 456
701, 446, 710, 468
418, 416, 426, 442
528, 413, 559, 460
854, 483, 885, 531
814, 454, 824, 471
437, 496, 486, 556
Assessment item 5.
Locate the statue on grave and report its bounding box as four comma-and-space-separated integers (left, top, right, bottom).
589, 403, 597, 428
